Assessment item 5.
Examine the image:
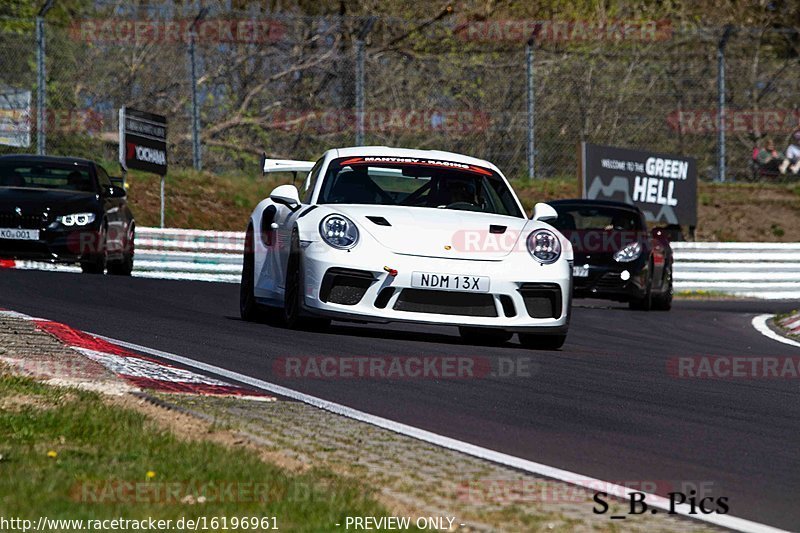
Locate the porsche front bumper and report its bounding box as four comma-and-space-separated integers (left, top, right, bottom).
297, 241, 571, 332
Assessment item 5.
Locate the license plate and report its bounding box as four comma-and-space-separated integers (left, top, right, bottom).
0, 228, 39, 241
572, 265, 589, 278
411, 272, 490, 292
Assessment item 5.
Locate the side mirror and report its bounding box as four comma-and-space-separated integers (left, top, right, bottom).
269, 184, 301, 211
531, 202, 558, 222
104, 185, 127, 199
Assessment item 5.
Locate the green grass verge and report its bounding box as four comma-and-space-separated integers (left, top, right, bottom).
0, 373, 410, 531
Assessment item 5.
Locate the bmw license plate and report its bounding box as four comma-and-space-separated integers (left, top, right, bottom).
411, 272, 490, 292
572, 265, 589, 277
0, 228, 39, 241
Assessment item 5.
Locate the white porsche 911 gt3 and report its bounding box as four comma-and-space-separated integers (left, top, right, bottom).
240, 146, 573, 349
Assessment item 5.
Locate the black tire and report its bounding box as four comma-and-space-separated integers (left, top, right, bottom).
240, 225, 267, 322
108, 225, 134, 276
652, 262, 673, 311
518, 333, 567, 350
283, 230, 330, 331
629, 263, 653, 311
80, 225, 107, 274
458, 327, 513, 345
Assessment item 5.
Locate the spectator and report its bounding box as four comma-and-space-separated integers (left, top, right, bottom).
754, 138, 784, 172
779, 120, 800, 174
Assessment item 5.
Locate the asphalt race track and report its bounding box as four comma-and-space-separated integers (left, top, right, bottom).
1, 268, 798, 530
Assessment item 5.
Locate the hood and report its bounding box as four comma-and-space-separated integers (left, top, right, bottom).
330, 204, 530, 260
0, 187, 98, 215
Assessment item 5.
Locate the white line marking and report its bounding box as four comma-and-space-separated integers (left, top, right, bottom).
752, 315, 800, 349
94, 332, 787, 533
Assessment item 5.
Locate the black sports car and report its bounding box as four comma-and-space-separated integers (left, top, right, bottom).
0, 155, 135, 275
548, 199, 673, 310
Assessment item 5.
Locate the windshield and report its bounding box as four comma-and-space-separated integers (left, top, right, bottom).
317, 156, 523, 218
550, 205, 643, 232
0, 161, 96, 193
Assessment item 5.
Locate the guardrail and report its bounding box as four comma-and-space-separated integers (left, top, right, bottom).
671, 242, 800, 299
8, 227, 800, 300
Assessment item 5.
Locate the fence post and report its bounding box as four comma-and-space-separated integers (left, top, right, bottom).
354, 39, 365, 146
354, 17, 376, 147
189, 9, 207, 171
716, 26, 734, 183
525, 37, 535, 180
35, 16, 45, 155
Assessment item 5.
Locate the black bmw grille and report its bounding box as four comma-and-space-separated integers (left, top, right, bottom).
0, 212, 45, 229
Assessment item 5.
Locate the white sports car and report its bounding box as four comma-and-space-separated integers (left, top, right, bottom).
240, 147, 573, 349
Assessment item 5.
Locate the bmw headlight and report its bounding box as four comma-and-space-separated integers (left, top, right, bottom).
319, 214, 359, 249
527, 229, 561, 264
58, 213, 96, 227
613, 241, 642, 262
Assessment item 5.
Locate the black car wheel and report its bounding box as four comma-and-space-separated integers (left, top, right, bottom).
629, 261, 653, 311
458, 327, 513, 345
80, 225, 107, 274
283, 230, 330, 331
518, 333, 567, 350
652, 261, 673, 311
240, 225, 267, 322
108, 225, 134, 276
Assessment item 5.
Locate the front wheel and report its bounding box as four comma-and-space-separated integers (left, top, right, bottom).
283, 230, 330, 331
80, 226, 107, 274
652, 262, 673, 311
108, 226, 134, 276
629, 263, 653, 311
240, 225, 267, 322
518, 333, 567, 350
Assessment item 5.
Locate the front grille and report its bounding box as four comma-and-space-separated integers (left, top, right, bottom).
594, 272, 623, 290
319, 267, 375, 306
0, 212, 45, 229
393, 289, 498, 317
518, 283, 561, 319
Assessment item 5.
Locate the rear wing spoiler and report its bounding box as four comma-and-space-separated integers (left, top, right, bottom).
261, 153, 315, 175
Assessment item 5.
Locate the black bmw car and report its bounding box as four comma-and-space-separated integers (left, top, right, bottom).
0, 155, 135, 275
548, 199, 673, 311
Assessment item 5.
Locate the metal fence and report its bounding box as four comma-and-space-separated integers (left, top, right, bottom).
1, 8, 800, 181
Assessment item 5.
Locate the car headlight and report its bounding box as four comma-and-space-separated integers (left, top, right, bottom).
613, 241, 642, 262
58, 213, 96, 227
526, 229, 561, 264
319, 214, 359, 249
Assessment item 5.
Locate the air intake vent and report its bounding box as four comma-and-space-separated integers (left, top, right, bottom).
366, 216, 391, 226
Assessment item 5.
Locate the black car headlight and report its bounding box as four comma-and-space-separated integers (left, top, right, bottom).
613, 241, 642, 263
57, 213, 96, 227
319, 214, 359, 249
527, 229, 561, 264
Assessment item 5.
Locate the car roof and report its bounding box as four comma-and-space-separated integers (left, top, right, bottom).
548, 198, 642, 212
330, 146, 500, 173
0, 154, 96, 166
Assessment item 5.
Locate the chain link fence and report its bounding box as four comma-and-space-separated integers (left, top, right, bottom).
1, 9, 799, 181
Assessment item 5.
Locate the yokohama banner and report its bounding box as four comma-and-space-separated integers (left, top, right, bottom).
119, 107, 167, 176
